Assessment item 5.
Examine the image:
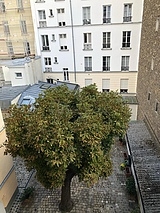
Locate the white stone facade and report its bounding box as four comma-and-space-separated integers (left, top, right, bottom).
30, 0, 143, 94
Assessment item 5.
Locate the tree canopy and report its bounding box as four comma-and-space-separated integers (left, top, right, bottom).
5, 84, 131, 211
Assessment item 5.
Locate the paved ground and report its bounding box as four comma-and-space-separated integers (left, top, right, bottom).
9, 139, 139, 213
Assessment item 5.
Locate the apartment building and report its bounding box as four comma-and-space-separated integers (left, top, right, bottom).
0, 108, 18, 213
137, 0, 160, 143
0, 0, 43, 86
30, 0, 143, 93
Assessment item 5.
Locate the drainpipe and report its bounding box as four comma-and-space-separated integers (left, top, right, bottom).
69, 0, 76, 83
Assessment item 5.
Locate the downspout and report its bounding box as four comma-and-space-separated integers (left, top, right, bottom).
69, 0, 76, 83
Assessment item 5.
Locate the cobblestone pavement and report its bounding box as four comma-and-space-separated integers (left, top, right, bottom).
10, 140, 139, 213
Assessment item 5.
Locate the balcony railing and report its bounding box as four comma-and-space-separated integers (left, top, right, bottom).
120, 89, 128, 93
85, 67, 92, 71
84, 43, 92, 50
102, 89, 110, 92
39, 21, 47, 28
42, 46, 50, 51
123, 16, 132, 22
102, 43, 110, 48
102, 67, 110, 71
121, 66, 129, 71
83, 19, 91, 25
45, 67, 52, 72
103, 18, 111, 23
122, 42, 130, 48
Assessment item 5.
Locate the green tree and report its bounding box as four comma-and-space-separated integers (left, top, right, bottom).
5, 85, 131, 212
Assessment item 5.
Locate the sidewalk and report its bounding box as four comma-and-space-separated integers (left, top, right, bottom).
9, 139, 139, 213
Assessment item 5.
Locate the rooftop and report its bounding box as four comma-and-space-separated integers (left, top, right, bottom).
127, 121, 160, 213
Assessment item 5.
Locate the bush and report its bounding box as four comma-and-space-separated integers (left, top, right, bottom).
126, 176, 136, 195
20, 186, 35, 201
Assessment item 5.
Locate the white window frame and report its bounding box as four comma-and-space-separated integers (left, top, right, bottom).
44, 57, 51, 65
57, 8, 65, 13
23, 41, 31, 55
83, 7, 91, 24
103, 32, 111, 48
102, 79, 110, 92
84, 57, 92, 71
85, 79, 92, 86
102, 56, 110, 71
120, 79, 128, 93
63, 68, 69, 81
123, 4, 132, 22
103, 5, 111, 23
38, 10, 46, 19
20, 20, 27, 34
15, 72, 22, 78
122, 31, 131, 48
41, 35, 49, 50
6, 41, 14, 55
3, 21, 10, 35
121, 56, 130, 71
84, 33, 92, 50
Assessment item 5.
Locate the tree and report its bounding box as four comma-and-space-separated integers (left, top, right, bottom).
5, 85, 131, 212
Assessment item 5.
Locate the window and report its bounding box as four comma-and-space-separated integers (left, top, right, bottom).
38, 10, 46, 19
44, 57, 51, 65
155, 101, 159, 112
57, 8, 64, 13
54, 57, 58, 63
103, 5, 111, 23
6, 41, 14, 55
102, 79, 110, 92
20, 20, 27, 34
3, 21, 10, 35
122, 31, 131, 48
103, 32, 111, 48
63, 68, 69, 81
123, 4, 132, 22
156, 17, 160, 31
17, 0, 23, 11
47, 78, 54, 84
15, 72, 22, 78
84, 33, 92, 50
24, 41, 31, 55
120, 79, 128, 93
51, 34, 56, 41
83, 7, 91, 24
84, 57, 92, 71
45, 67, 52, 72
59, 21, 65, 26
147, 92, 151, 101
121, 56, 129, 71
85, 79, 92, 86
102, 56, 110, 71
49, 9, 54, 16
59, 34, 67, 50
41, 35, 49, 50
0, 1, 5, 12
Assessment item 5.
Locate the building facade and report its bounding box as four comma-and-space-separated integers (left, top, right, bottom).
0, 108, 18, 213
0, 0, 36, 59
30, 0, 143, 96
137, 0, 160, 143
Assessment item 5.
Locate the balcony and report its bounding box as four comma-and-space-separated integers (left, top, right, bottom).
42, 46, 50, 51
83, 19, 91, 25
121, 66, 129, 71
102, 43, 110, 49
102, 67, 110, 71
83, 43, 92, 50
123, 16, 132, 22
85, 67, 92, 71
103, 18, 111, 23
102, 89, 110, 92
45, 67, 52, 72
120, 89, 128, 93
122, 43, 130, 48
39, 21, 47, 28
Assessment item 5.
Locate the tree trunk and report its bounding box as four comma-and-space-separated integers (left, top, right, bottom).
59, 170, 75, 212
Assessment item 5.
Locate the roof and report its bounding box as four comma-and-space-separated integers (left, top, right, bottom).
17, 81, 79, 105
0, 85, 29, 109
122, 96, 138, 104
0, 56, 40, 67
127, 121, 160, 213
